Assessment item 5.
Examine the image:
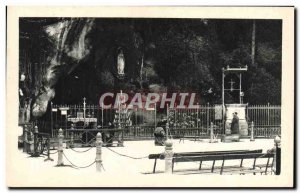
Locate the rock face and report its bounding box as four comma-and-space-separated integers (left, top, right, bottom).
19, 18, 282, 124
20, 18, 95, 121
19, 18, 162, 122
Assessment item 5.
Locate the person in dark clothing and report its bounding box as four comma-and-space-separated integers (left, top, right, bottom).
230, 112, 239, 134
156, 118, 167, 130
154, 127, 166, 146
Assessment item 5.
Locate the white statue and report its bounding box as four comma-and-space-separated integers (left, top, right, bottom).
117, 50, 125, 75
20, 73, 26, 81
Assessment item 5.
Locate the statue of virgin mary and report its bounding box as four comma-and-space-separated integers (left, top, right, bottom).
117, 49, 125, 75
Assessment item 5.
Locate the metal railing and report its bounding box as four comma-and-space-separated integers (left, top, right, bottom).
31, 103, 281, 140
247, 104, 281, 128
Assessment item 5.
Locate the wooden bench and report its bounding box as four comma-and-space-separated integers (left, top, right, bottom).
148, 149, 263, 173
172, 152, 273, 174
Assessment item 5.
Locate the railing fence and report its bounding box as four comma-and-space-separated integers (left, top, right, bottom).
33, 103, 281, 141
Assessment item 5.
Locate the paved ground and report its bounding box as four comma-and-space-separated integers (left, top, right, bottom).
18, 138, 275, 174
12, 138, 277, 187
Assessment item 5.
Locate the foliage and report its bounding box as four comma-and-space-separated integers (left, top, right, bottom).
20, 18, 282, 106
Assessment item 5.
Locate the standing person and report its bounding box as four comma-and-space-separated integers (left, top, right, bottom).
154, 127, 166, 146
230, 112, 239, 134
157, 116, 167, 131
154, 116, 167, 146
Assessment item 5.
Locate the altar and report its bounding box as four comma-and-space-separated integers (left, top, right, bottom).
67, 117, 98, 124
57, 99, 98, 129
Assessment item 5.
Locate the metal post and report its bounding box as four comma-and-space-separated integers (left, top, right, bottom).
239, 73, 242, 104
250, 121, 255, 141
119, 91, 121, 128
96, 132, 103, 172
154, 103, 157, 129
222, 68, 224, 106
209, 122, 214, 143
267, 102, 270, 127
23, 125, 28, 152
51, 102, 53, 138
166, 122, 169, 140
29, 130, 34, 154
101, 102, 104, 128
164, 140, 173, 174
274, 135, 281, 175
33, 126, 39, 156
83, 97, 86, 125
222, 68, 225, 133
175, 104, 177, 131
118, 91, 123, 146
70, 132, 74, 148
207, 103, 210, 132
196, 103, 199, 128
166, 104, 169, 139
70, 124, 74, 148
44, 134, 54, 162
167, 103, 169, 119
57, 128, 64, 166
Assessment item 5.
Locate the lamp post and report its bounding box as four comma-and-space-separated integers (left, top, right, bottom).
101, 102, 104, 128
83, 97, 86, 124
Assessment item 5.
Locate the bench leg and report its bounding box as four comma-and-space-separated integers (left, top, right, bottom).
172, 160, 175, 173
253, 158, 257, 175
240, 159, 243, 167
153, 159, 157, 173
253, 158, 256, 169
265, 157, 270, 175
199, 161, 202, 170
270, 157, 274, 174
220, 159, 225, 175
211, 160, 215, 173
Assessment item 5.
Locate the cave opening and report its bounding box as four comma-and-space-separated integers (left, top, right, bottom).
52, 57, 100, 105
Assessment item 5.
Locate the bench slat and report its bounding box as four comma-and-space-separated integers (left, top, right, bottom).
173, 153, 273, 162
148, 149, 262, 159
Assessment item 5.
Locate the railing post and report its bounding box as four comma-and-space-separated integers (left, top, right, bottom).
70, 124, 74, 148
209, 122, 214, 143
274, 135, 281, 175
96, 132, 103, 172
206, 103, 209, 132
32, 126, 39, 156
267, 102, 270, 126
70, 133, 74, 148
164, 140, 173, 174
23, 125, 28, 152
44, 134, 54, 162
29, 130, 34, 154
250, 121, 255, 141
166, 104, 169, 139
57, 128, 64, 166
166, 122, 169, 140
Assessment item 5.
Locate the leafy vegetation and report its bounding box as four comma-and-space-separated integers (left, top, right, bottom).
20, 18, 282, 107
